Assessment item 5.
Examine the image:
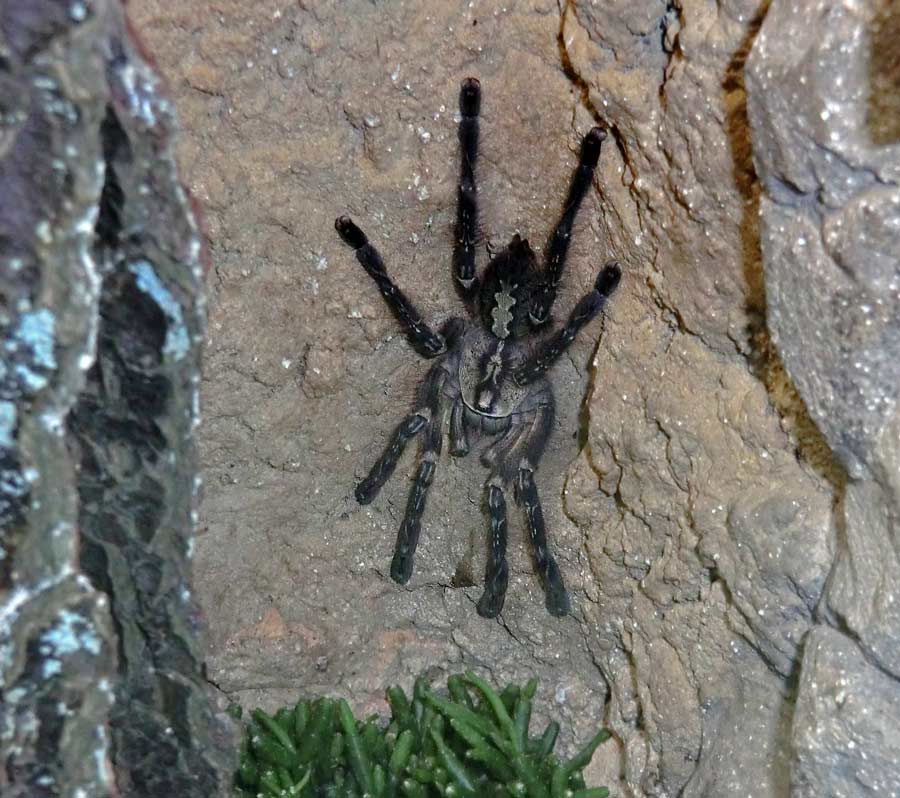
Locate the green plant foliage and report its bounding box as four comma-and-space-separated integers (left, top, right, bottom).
232, 672, 611, 798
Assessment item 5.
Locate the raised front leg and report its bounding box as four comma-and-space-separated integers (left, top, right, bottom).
452, 77, 481, 301
530, 127, 607, 325
335, 216, 446, 358
515, 261, 621, 386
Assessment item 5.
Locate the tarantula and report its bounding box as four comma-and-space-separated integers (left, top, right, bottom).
335, 77, 620, 618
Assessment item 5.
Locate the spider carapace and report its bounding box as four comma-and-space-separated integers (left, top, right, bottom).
335, 77, 620, 618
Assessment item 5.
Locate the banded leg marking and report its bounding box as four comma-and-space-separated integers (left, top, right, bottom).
476, 482, 509, 618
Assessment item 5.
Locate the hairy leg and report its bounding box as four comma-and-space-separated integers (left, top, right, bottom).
479, 420, 523, 473
476, 405, 542, 617
529, 126, 607, 325
476, 479, 509, 618
452, 77, 482, 302
335, 216, 446, 357
391, 417, 443, 584
515, 262, 621, 386
355, 412, 428, 504
488, 397, 569, 615
356, 366, 448, 503
449, 398, 469, 456
516, 466, 569, 616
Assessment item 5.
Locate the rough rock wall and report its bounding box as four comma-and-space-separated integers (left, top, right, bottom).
560, 1, 839, 795
746, 1, 900, 795
1, 2, 116, 794
124, 1, 891, 797
0, 1, 233, 796
128, 4, 642, 788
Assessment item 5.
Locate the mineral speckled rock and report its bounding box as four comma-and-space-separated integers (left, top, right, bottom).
1, 1, 233, 796
575, 320, 830, 797
792, 625, 900, 798
561, 0, 767, 355
747, 0, 900, 795
746, 0, 900, 479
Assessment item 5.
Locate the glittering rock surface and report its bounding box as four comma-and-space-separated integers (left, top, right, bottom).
747, 0, 900, 794
1, 1, 233, 796
747, 0, 900, 479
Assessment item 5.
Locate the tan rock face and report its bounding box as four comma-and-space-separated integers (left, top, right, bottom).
127, 1, 856, 795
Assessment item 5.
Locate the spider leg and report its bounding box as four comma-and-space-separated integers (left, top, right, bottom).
476, 479, 509, 618
477, 417, 519, 467
509, 400, 570, 616
357, 362, 448, 503
452, 77, 481, 303
391, 417, 442, 584
515, 261, 621, 386
530, 127, 607, 325
475, 420, 530, 618
449, 398, 469, 456
335, 216, 446, 358
479, 396, 570, 616
355, 412, 428, 504
516, 466, 569, 616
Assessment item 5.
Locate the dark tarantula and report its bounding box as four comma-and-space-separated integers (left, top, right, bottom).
335, 78, 620, 618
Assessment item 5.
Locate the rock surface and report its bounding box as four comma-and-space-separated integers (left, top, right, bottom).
0, 1, 233, 796
130, 0, 633, 776
123, 0, 895, 796
560, 1, 837, 794
746, 0, 900, 794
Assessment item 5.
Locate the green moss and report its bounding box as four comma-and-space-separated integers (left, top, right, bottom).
231, 672, 610, 798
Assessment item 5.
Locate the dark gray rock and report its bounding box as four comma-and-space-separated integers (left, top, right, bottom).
746, 0, 900, 478
793, 625, 900, 798
0, 1, 234, 796
747, 0, 900, 794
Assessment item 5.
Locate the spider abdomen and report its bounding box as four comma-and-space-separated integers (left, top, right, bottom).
463, 405, 513, 436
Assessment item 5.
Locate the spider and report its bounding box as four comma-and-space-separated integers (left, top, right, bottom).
335, 77, 620, 618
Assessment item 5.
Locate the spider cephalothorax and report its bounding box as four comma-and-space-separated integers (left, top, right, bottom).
335, 78, 620, 617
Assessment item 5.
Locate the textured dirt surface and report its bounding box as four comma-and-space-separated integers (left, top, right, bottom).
128, 1, 843, 795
